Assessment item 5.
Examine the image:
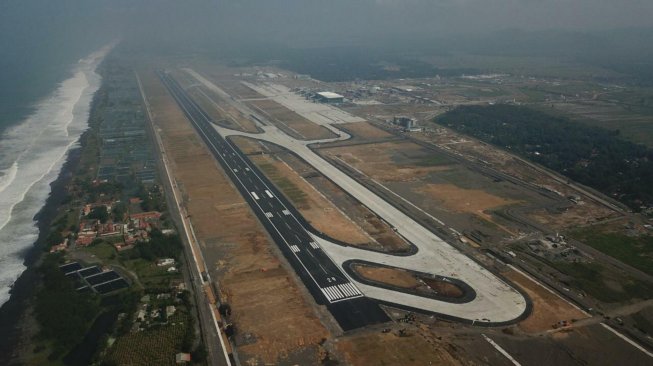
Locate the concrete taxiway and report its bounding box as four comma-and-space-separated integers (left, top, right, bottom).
164, 69, 530, 327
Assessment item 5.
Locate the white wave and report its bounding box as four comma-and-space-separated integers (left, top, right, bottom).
0, 43, 114, 306
0, 162, 18, 194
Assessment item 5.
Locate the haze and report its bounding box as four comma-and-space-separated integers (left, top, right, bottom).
3, 0, 653, 48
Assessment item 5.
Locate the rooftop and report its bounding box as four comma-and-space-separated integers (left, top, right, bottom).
316, 91, 344, 99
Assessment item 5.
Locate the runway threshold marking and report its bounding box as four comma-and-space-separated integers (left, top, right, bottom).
309, 241, 319, 249
338, 283, 361, 296
290, 245, 301, 253
165, 74, 366, 308
320, 283, 363, 303
322, 286, 343, 301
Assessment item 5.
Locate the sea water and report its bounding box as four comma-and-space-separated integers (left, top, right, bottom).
0, 44, 112, 306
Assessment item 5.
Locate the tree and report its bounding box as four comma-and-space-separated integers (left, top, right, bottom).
112, 202, 127, 222
88, 206, 109, 223
35, 255, 99, 357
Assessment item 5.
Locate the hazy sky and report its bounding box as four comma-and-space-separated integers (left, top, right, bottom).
1, 0, 652, 62
211, 0, 653, 42
3, 0, 652, 50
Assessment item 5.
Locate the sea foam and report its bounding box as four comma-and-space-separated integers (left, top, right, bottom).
0, 44, 112, 306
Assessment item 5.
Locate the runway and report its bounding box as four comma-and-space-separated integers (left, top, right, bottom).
158, 71, 390, 330
159, 70, 529, 328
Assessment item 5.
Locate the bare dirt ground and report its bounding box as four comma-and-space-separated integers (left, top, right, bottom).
352, 264, 465, 298
422, 278, 464, 298
528, 205, 617, 229
232, 136, 411, 252
229, 136, 267, 155
339, 121, 394, 140
141, 69, 329, 364
247, 99, 337, 140
333, 330, 482, 366
309, 173, 411, 252
353, 264, 420, 289
503, 269, 588, 333
320, 138, 525, 235
249, 153, 371, 245
322, 140, 451, 182
416, 183, 519, 215
417, 127, 621, 229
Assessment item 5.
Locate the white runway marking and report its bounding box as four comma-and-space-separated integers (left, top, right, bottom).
265, 212, 273, 218
265, 190, 274, 198
344, 283, 362, 296
282, 209, 291, 216
320, 284, 361, 302
338, 284, 355, 296
321, 287, 334, 301
323, 285, 344, 300
251, 192, 259, 200
290, 245, 301, 253
482, 334, 521, 366
310, 241, 319, 249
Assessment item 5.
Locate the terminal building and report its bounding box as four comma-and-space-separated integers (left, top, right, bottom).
315, 91, 344, 104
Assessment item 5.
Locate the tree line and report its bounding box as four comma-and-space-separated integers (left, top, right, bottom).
435, 104, 653, 210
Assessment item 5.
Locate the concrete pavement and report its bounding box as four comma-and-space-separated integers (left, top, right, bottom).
183, 70, 529, 325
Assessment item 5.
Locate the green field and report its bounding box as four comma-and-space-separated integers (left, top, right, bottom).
107, 309, 192, 366
435, 104, 653, 209
549, 261, 652, 303
82, 239, 181, 290
569, 229, 653, 276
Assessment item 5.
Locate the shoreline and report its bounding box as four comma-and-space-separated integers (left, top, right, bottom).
0, 132, 87, 365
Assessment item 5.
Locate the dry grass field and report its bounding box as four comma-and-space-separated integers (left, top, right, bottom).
322, 140, 452, 182
335, 331, 467, 366
339, 121, 394, 140
416, 183, 519, 215
503, 269, 588, 333
247, 99, 337, 140
353, 264, 421, 289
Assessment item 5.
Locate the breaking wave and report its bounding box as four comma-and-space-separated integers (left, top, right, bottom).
0, 44, 112, 306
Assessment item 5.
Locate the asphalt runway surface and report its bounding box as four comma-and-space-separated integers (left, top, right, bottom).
158, 71, 390, 330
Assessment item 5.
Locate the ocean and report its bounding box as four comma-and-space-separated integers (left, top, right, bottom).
0, 44, 112, 306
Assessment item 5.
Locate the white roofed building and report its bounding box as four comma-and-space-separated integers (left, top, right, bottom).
315, 91, 344, 104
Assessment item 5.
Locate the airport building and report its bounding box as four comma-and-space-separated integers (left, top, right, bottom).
315, 91, 344, 104
393, 116, 419, 130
